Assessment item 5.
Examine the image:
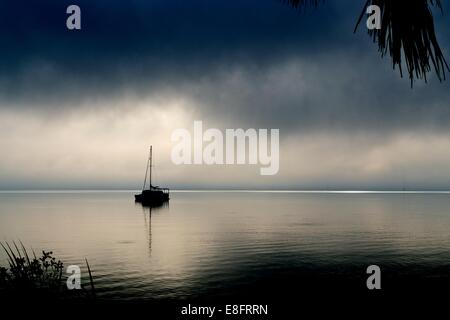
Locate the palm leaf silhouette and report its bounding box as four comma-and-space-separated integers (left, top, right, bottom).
284, 0, 449, 85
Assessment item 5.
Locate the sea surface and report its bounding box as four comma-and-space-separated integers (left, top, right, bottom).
1, 191, 450, 300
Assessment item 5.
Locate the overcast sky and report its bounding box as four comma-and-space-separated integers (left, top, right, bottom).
1, 0, 450, 190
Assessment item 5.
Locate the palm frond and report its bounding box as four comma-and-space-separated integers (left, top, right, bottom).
355, 0, 449, 85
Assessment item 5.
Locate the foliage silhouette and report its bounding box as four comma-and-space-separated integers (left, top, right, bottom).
0, 241, 95, 300
284, 0, 449, 85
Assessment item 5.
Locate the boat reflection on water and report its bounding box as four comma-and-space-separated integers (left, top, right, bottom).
137, 200, 169, 257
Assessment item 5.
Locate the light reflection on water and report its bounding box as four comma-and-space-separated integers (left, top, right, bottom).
1, 191, 450, 299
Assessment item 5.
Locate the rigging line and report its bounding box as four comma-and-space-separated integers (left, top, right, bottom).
142, 149, 151, 190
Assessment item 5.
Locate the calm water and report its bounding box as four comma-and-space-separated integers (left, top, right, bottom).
1, 191, 450, 300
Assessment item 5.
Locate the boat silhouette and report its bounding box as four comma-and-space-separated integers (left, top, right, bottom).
135, 146, 170, 206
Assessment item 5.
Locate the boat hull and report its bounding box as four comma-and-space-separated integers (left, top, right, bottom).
135, 190, 169, 206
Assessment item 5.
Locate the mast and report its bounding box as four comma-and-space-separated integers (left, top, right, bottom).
142, 146, 152, 191
149, 146, 152, 189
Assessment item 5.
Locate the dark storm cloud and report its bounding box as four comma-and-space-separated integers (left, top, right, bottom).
181, 53, 450, 134
0, 0, 356, 103
0, 0, 449, 133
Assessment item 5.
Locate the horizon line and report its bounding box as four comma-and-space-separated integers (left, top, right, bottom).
2, 189, 450, 194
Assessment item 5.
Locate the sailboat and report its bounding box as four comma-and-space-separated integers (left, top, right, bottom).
135, 146, 170, 206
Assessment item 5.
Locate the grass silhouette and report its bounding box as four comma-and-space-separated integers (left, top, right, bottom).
0, 241, 95, 300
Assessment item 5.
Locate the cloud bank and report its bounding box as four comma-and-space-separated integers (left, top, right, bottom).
1, 0, 450, 189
